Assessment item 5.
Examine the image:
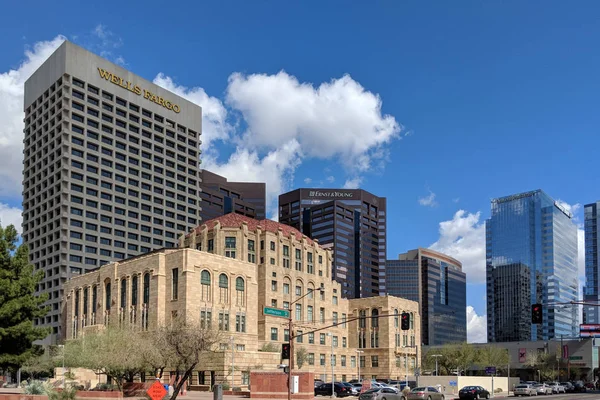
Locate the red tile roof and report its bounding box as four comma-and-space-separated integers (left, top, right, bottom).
187, 213, 314, 244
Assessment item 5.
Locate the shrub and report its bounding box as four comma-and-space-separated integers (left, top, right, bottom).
47, 385, 77, 400
258, 343, 279, 352
23, 380, 49, 395
221, 383, 230, 391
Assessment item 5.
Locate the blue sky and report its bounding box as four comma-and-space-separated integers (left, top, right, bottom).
1, 1, 599, 342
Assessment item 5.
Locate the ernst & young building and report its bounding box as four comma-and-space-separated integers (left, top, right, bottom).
23, 41, 202, 340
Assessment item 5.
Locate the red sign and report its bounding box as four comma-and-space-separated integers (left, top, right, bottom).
147, 381, 167, 400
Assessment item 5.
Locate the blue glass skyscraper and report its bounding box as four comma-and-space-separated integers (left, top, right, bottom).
583, 202, 600, 324
486, 190, 578, 342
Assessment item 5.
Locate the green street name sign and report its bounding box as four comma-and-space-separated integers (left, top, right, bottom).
264, 307, 290, 318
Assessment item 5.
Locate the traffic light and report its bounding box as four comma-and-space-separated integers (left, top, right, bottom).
532, 304, 542, 324
401, 312, 410, 330
281, 343, 291, 359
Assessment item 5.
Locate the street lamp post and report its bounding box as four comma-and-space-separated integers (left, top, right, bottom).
288, 287, 324, 400
58, 345, 65, 388
230, 336, 234, 391
356, 350, 364, 383
430, 354, 442, 377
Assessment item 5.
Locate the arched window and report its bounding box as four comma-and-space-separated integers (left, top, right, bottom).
201, 270, 211, 302
410, 312, 414, 329
120, 278, 127, 309
308, 283, 315, 299
371, 308, 379, 328
394, 309, 399, 328
74, 289, 80, 317
131, 275, 139, 307
143, 273, 150, 304
236, 277, 245, 306
219, 274, 229, 304
359, 310, 366, 328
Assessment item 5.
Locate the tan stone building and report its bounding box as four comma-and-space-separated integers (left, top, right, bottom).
63, 214, 421, 388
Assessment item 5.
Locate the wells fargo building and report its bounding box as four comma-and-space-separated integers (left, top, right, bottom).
63, 214, 420, 388
23, 41, 202, 339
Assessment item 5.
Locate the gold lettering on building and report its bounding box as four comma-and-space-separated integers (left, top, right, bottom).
97, 68, 180, 113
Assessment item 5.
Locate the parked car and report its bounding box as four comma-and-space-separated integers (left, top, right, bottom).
406, 386, 445, 400
548, 383, 565, 394
458, 385, 490, 399
532, 384, 552, 395
558, 382, 573, 393
359, 387, 404, 400
513, 384, 538, 396
315, 380, 325, 388
585, 382, 595, 389
338, 382, 359, 396
573, 381, 587, 393
315, 382, 352, 397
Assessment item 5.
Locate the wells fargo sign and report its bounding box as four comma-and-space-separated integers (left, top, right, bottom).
97, 68, 180, 113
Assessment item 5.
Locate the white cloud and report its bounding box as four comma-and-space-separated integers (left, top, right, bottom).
91, 24, 124, 64
453, 197, 460, 203
0, 203, 23, 234
418, 190, 437, 207
430, 210, 486, 283
153, 70, 399, 213
343, 177, 362, 189
226, 71, 401, 171
0, 35, 65, 199
303, 178, 312, 185
466, 306, 487, 343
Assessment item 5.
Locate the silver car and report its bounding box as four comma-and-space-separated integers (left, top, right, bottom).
548, 383, 565, 394
359, 387, 404, 400
533, 384, 552, 395
513, 384, 538, 396
406, 386, 445, 400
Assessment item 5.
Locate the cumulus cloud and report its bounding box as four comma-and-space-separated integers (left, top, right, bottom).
418, 190, 437, 207
0, 35, 65, 199
466, 306, 487, 343
430, 210, 486, 283
343, 177, 362, 189
153, 70, 399, 211
226, 71, 401, 171
0, 203, 23, 233
90, 24, 125, 65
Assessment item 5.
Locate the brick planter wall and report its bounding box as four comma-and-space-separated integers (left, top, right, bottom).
250, 372, 314, 399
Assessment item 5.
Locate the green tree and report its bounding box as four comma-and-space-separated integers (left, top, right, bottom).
0, 224, 49, 372
22, 346, 59, 379
477, 346, 510, 372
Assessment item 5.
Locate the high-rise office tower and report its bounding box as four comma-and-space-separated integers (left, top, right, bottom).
583, 202, 600, 324
22, 41, 202, 340
386, 248, 466, 345
199, 170, 266, 221
278, 188, 386, 298
486, 190, 578, 342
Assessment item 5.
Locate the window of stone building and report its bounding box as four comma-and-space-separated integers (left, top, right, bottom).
295, 249, 302, 271
172, 268, 179, 301
332, 296, 338, 305
307, 252, 314, 274
201, 309, 212, 329
131, 275, 138, 307
105, 281, 111, 312
308, 353, 315, 365
351, 356, 356, 368
394, 309, 399, 328
359, 310, 366, 328
371, 309, 379, 328
247, 240, 256, 263
283, 245, 290, 268
225, 237, 236, 258
283, 283, 290, 294
320, 308, 325, 323
333, 312, 338, 325
143, 274, 150, 304
219, 274, 229, 303
271, 328, 278, 340
201, 270, 211, 301
371, 356, 379, 368
320, 333, 326, 345
120, 278, 127, 309
341, 355, 346, 367
320, 354, 326, 366
208, 239, 214, 253
342, 337, 347, 348
236, 312, 246, 332
307, 306, 313, 322
410, 312, 414, 329
218, 311, 230, 331
270, 241, 275, 251
308, 332, 314, 344
236, 277, 245, 306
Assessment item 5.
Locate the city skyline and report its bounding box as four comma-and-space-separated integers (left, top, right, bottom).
1, 2, 599, 343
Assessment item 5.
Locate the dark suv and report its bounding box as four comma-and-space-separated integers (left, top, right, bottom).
315, 383, 352, 397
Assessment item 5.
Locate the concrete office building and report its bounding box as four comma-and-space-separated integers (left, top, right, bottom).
486, 190, 579, 342
584, 202, 600, 324
23, 41, 202, 340
279, 189, 387, 299
199, 170, 266, 221
63, 213, 421, 387
386, 248, 467, 345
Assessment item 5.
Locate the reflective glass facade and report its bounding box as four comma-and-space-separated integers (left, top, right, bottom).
279, 189, 386, 298
386, 248, 466, 345
583, 202, 599, 324
486, 190, 578, 342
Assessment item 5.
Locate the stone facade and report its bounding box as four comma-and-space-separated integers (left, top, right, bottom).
63, 213, 421, 387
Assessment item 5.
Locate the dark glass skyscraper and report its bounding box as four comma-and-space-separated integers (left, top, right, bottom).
583, 202, 599, 324
486, 190, 578, 342
386, 248, 466, 345
279, 188, 386, 298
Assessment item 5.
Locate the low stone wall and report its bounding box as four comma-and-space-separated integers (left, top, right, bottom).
250, 372, 314, 399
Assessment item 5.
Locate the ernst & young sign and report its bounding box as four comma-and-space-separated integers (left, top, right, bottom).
308, 190, 355, 199
97, 68, 181, 113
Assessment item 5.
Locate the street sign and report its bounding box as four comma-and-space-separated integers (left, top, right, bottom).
449, 381, 457, 387
147, 381, 167, 400
485, 366, 496, 375
263, 306, 290, 318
